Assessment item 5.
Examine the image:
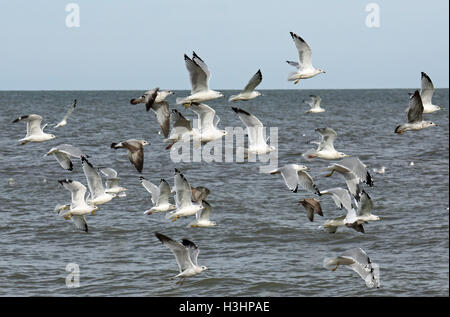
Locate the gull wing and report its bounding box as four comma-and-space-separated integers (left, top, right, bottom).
189, 103, 216, 133
338, 157, 373, 187
243, 69, 262, 93
420, 72, 434, 105
185, 53, 209, 94
139, 176, 160, 205
407, 90, 424, 123
320, 187, 353, 212
150, 101, 170, 138
58, 179, 87, 209
232, 107, 266, 148
316, 128, 337, 152
81, 156, 105, 199
290, 32, 313, 71
174, 169, 193, 209
155, 232, 195, 273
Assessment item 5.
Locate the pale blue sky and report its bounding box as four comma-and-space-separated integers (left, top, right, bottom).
0, 0, 448, 90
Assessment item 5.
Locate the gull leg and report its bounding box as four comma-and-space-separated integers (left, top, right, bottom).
171, 216, 179, 222
332, 265, 338, 272
294, 79, 300, 84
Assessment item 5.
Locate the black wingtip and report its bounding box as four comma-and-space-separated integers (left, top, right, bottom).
182, 239, 198, 249
110, 143, 117, 149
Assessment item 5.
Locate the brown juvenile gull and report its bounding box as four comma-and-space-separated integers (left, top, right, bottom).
130, 88, 173, 138
298, 198, 323, 222
110, 139, 149, 173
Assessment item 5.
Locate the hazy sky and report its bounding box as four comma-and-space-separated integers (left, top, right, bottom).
0, 0, 448, 90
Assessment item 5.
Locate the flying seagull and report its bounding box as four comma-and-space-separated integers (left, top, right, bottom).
232, 107, 276, 156
165, 169, 203, 222
45, 144, 86, 171
110, 139, 149, 173
320, 187, 354, 212
55, 99, 77, 128
303, 128, 349, 160
140, 177, 176, 215
354, 190, 381, 223
130, 88, 173, 138
81, 156, 115, 206
269, 164, 320, 195
57, 179, 98, 232
287, 32, 325, 84
188, 201, 217, 228
155, 232, 208, 284
323, 248, 380, 288
304, 95, 325, 113
298, 198, 323, 222
228, 69, 263, 102
176, 52, 224, 107
12, 114, 56, 145
395, 90, 438, 134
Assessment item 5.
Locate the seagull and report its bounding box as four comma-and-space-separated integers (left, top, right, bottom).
139, 177, 176, 215
298, 198, 323, 222
45, 144, 87, 171
320, 187, 354, 212
302, 128, 349, 160
269, 164, 320, 194
287, 32, 325, 84
81, 156, 115, 206
189, 103, 227, 143
57, 179, 98, 232
12, 114, 56, 145
232, 107, 276, 156
191, 186, 210, 203
304, 95, 325, 113
131, 88, 173, 138
188, 201, 217, 228
420, 72, 441, 113
99, 167, 127, 197
154, 232, 208, 283
228, 69, 263, 102
165, 109, 198, 150
323, 248, 380, 288
55, 99, 77, 128
328, 157, 374, 187
395, 90, 438, 134
323, 214, 365, 234
165, 169, 203, 222
176, 52, 224, 107
110, 139, 149, 173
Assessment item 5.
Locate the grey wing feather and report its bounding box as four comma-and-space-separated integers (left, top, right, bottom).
243, 69, 262, 92
407, 90, 424, 123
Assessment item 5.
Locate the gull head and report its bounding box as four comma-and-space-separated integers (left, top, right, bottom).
293, 164, 309, 172
425, 121, 438, 128
269, 145, 276, 152
200, 265, 208, 272
318, 69, 326, 74
49, 134, 57, 140
339, 152, 350, 158
140, 140, 150, 146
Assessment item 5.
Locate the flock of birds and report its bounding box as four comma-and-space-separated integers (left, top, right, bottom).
10, 31, 444, 289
